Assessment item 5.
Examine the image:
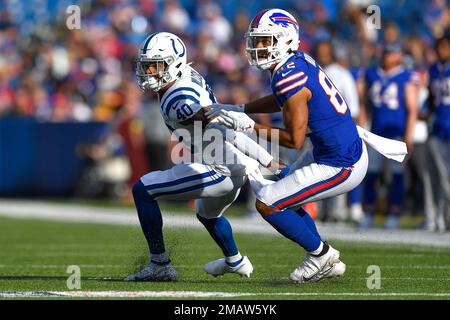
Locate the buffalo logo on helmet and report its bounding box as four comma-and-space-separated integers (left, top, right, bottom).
269, 12, 299, 29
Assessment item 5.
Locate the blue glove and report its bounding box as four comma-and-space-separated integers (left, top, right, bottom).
274, 165, 291, 179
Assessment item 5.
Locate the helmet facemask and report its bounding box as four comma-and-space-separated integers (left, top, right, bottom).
134, 56, 175, 92
245, 32, 293, 70
245, 33, 279, 70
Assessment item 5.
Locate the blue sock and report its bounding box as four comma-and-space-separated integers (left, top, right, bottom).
263, 209, 321, 252
132, 180, 166, 256
226, 257, 244, 267
296, 207, 321, 240
196, 214, 239, 257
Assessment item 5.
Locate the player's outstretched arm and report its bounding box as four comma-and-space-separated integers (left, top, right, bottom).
252, 88, 309, 149
242, 94, 282, 114
213, 89, 309, 150
180, 106, 281, 170
205, 95, 281, 119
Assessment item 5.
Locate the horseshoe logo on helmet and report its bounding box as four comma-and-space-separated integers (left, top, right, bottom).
171, 38, 185, 58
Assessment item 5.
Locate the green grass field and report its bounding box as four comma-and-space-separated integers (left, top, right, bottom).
0, 215, 449, 300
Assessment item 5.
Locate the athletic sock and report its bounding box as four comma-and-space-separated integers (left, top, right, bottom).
151, 252, 170, 265
132, 180, 166, 255
225, 253, 244, 267
310, 242, 330, 257
263, 209, 321, 252
296, 207, 321, 239
196, 214, 239, 257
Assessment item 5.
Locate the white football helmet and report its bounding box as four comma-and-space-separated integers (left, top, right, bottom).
245, 8, 300, 70
135, 32, 187, 92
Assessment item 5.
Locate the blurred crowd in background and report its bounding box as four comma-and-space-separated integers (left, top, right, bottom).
0, 0, 449, 229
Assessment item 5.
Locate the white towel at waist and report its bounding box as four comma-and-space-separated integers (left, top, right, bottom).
356, 125, 408, 163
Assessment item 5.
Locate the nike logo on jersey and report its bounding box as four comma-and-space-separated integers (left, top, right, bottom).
281, 70, 293, 77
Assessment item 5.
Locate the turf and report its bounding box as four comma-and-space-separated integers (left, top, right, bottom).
0, 215, 449, 300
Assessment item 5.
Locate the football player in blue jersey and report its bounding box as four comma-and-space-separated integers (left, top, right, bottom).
125, 32, 285, 282
358, 43, 419, 229
206, 8, 373, 283
425, 34, 450, 232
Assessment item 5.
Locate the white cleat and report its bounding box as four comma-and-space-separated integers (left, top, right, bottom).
124, 262, 179, 282
204, 256, 253, 278
290, 245, 341, 283
313, 261, 346, 281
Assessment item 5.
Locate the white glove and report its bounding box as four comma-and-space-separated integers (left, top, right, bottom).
205, 103, 244, 119
216, 110, 255, 133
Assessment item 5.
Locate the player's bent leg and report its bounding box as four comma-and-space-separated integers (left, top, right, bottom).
256, 203, 342, 282
125, 163, 233, 282
252, 145, 368, 282
197, 176, 254, 278
125, 180, 178, 282
255, 199, 339, 283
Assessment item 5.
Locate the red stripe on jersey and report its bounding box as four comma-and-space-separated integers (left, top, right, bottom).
276, 76, 308, 95
275, 72, 305, 87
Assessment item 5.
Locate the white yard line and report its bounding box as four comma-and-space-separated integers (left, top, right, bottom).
1, 264, 449, 270
1, 199, 450, 248
1, 291, 450, 298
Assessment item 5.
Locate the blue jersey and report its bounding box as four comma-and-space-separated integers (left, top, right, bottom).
429, 62, 450, 139
271, 51, 362, 168
365, 66, 418, 138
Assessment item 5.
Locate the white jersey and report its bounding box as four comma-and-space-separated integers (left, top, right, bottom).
159, 66, 259, 176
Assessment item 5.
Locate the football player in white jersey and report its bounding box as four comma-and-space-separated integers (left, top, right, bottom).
125, 32, 283, 281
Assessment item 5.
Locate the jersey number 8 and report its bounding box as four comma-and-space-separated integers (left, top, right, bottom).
318, 69, 349, 115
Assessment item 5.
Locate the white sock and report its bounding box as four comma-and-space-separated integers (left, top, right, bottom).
309, 242, 324, 256
225, 252, 243, 264
151, 252, 169, 264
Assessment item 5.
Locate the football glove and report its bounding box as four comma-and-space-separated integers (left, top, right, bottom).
205, 103, 244, 119
215, 110, 255, 133
274, 165, 291, 179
